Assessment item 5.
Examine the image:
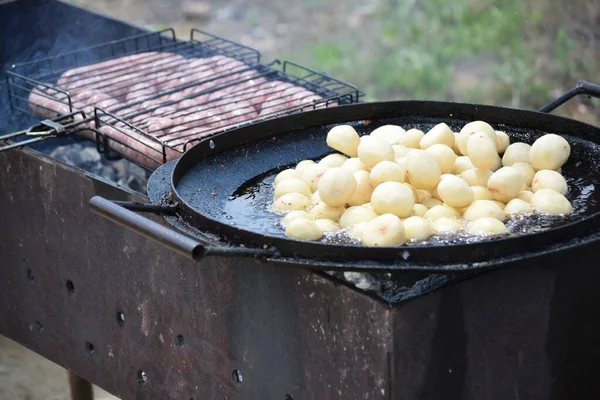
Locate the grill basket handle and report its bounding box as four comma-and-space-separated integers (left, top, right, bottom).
89, 196, 271, 261
539, 80, 600, 113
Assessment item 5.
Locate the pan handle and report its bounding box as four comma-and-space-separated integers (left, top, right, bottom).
89, 196, 273, 261
538, 80, 600, 113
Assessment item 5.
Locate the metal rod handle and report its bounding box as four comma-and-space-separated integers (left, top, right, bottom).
539, 80, 600, 113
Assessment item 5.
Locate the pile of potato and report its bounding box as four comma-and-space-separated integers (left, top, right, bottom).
271, 120, 572, 246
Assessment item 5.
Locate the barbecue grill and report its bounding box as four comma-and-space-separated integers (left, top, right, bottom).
3, 1, 600, 400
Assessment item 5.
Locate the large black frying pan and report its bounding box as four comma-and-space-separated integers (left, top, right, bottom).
90, 80, 600, 272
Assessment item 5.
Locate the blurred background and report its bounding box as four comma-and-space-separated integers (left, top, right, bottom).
1, 0, 599, 399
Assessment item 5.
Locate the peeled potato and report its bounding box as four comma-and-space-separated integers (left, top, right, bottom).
463, 200, 506, 222
326, 125, 360, 157
452, 132, 462, 155
496, 131, 510, 154
282, 210, 311, 228
504, 198, 533, 215
487, 167, 525, 202
416, 189, 432, 202
467, 132, 499, 170
392, 144, 411, 159
466, 217, 509, 235
286, 218, 322, 241
348, 170, 373, 206
341, 157, 367, 173
452, 156, 476, 174
517, 190, 534, 203
369, 161, 405, 187
319, 153, 348, 168
339, 206, 379, 228
502, 143, 531, 166
403, 216, 433, 241
431, 217, 463, 235
429, 184, 441, 199
421, 197, 443, 209
318, 167, 357, 206
457, 121, 497, 154
471, 186, 494, 201
412, 203, 428, 216
490, 155, 503, 172
274, 168, 300, 186
357, 136, 395, 168
274, 193, 311, 211
301, 163, 329, 191
424, 204, 461, 219
296, 159, 316, 174
362, 214, 406, 246
529, 134, 570, 171
371, 182, 415, 217
308, 201, 345, 220
314, 219, 339, 233
512, 162, 535, 186
362, 202, 374, 210
405, 149, 441, 189
493, 200, 506, 209
437, 176, 474, 208
348, 222, 368, 241
274, 178, 312, 198
531, 189, 572, 215
370, 125, 405, 144
460, 168, 493, 187
420, 123, 455, 149
425, 144, 456, 174
398, 128, 424, 148
532, 169, 568, 195
311, 191, 322, 204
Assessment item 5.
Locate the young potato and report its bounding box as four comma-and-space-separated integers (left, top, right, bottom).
398, 128, 425, 148
437, 176, 475, 208
282, 210, 312, 228
466, 217, 509, 235
311, 191, 322, 204
274, 168, 300, 186
341, 157, 367, 173
460, 168, 493, 187
362, 214, 406, 246
370, 125, 405, 144
339, 206, 379, 228
371, 182, 415, 217
531, 189, 573, 215
517, 190, 534, 203
403, 216, 433, 241
424, 204, 461, 219
296, 159, 316, 174
301, 163, 329, 191
531, 169, 568, 195
431, 217, 463, 235
502, 142, 531, 166
425, 144, 457, 174
487, 167, 525, 202
308, 201, 345, 220
406, 149, 442, 189
421, 197, 443, 209
463, 200, 505, 222
504, 198, 533, 215
392, 144, 411, 159
496, 131, 510, 154
326, 125, 360, 157
420, 123, 455, 149
467, 132, 499, 170
512, 162, 535, 186
274, 178, 312, 198
319, 153, 348, 168
452, 156, 476, 174
348, 222, 368, 242
456, 121, 497, 154
314, 219, 339, 233
357, 136, 395, 168
471, 185, 494, 201
412, 203, 428, 216
318, 167, 357, 206
348, 170, 373, 206
529, 134, 571, 171
274, 193, 312, 211
369, 161, 406, 187
285, 218, 322, 241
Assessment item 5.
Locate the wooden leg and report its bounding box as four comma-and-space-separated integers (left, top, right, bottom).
68, 371, 94, 400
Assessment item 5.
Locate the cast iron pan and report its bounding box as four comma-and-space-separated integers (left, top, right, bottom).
90, 80, 600, 272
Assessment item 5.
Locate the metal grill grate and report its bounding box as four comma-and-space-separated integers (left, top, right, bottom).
6, 28, 363, 169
